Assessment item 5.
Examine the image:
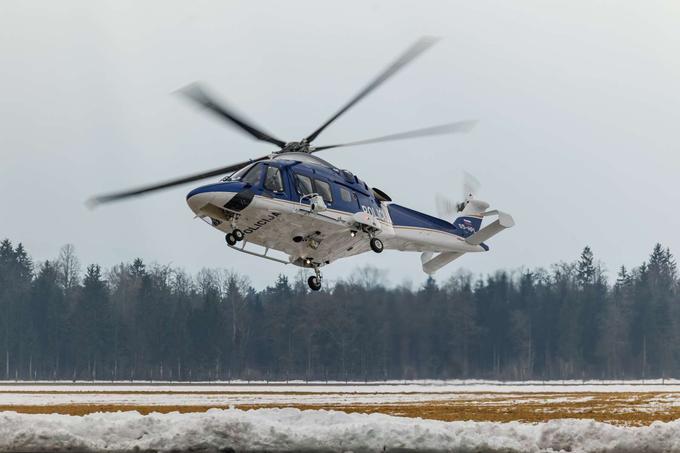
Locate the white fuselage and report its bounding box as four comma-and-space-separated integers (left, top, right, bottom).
187, 189, 486, 269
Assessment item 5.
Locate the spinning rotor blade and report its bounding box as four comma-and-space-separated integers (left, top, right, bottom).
305, 36, 438, 143
179, 83, 286, 148
435, 172, 482, 219
435, 193, 459, 219
462, 171, 481, 201
312, 120, 476, 151
88, 155, 269, 206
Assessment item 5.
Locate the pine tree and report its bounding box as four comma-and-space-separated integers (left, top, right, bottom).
599, 266, 632, 376
576, 246, 595, 287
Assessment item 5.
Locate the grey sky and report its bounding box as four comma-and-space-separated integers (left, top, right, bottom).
1, 1, 679, 288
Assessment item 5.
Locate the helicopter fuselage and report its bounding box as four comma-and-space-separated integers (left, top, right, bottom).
186, 154, 489, 271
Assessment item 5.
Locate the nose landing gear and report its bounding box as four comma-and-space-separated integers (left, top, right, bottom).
225, 228, 245, 246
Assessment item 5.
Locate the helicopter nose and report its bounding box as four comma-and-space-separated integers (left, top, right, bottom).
186, 186, 216, 214
186, 183, 243, 215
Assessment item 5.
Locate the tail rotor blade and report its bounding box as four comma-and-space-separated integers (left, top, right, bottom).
462, 171, 481, 201
436, 193, 459, 219
435, 172, 482, 219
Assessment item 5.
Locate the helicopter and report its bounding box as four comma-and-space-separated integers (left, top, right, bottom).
90, 37, 514, 291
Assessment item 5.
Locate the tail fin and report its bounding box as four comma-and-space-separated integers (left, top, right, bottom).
453, 215, 482, 236
453, 199, 489, 237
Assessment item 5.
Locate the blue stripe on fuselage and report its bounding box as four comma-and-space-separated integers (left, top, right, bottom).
186, 182, 246, 200
387, 204, 456, 232
387, 204, 464, 236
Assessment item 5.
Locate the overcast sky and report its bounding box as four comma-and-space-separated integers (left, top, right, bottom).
1, 1, 679, 288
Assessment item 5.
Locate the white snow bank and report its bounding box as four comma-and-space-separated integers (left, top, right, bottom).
0, 408, 679, 452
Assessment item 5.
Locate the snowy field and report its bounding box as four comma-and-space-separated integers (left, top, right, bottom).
3, 380, 680, 414
4, 408, 680, 452
3, 381, 680, 451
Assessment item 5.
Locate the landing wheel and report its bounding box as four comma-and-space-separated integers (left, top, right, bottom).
370, 237, 384, 253
233, 229, 245, 242
225, 233, 237, 246
308, 276, 322, 291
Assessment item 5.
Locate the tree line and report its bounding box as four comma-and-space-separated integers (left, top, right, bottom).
0, 238, 677, 381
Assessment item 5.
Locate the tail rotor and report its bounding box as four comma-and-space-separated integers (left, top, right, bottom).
436, 171, 482, 219
461, 171, 480, 208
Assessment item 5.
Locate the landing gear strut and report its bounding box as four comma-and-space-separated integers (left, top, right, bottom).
370, 237, 384, 253
308, 266, 322, 291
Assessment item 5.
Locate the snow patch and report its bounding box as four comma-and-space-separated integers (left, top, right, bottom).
0, 408, 679, 452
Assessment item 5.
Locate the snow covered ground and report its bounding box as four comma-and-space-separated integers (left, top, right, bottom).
0, 385, 603, 407
2, 381, 680, 407
2, 407, 680, 452
2, 381, 680, 451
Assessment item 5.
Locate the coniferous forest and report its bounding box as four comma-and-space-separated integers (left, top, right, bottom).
0, 238, 678, 381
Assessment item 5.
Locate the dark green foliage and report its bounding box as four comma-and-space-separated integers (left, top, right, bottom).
0, 240, 678, 381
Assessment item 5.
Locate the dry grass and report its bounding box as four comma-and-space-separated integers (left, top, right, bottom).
243, 392, 680, 426
2, 391, 679, 425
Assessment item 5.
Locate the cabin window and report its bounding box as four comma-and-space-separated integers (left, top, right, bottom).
264, 166, 284, 192
241, 163, 263, 186
294, 174, 313, 196
339, 186, 353, 203
314, 179, 333, 203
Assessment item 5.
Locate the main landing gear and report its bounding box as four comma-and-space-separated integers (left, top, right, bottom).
225, 229, 245, 246
370, 237, 384, 253
308, 266, 322, 291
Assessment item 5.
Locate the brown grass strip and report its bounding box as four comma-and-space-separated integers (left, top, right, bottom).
1, 391, 678, 426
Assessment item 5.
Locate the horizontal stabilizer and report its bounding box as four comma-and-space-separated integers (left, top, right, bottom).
465, 211, 515, 246
421, 251, 464, 275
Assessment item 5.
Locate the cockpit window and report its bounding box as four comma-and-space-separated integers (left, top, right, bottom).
294, 174, 313, 196
241, 163, 264, 186
264, 166, 284, 192
224, 163, 254, 182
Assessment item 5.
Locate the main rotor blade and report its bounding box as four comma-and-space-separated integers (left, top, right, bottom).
179, 83, 286, 148
88, 156, 269, 206
312, 120, 477, 152
305, 36, 438, 144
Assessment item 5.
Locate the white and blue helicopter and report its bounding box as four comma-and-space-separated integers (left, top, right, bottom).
91, 38, 514, 291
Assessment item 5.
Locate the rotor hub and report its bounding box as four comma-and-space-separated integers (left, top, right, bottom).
279, 140, 313, 154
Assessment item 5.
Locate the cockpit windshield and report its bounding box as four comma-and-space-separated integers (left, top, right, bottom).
221, 163, 255, 182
